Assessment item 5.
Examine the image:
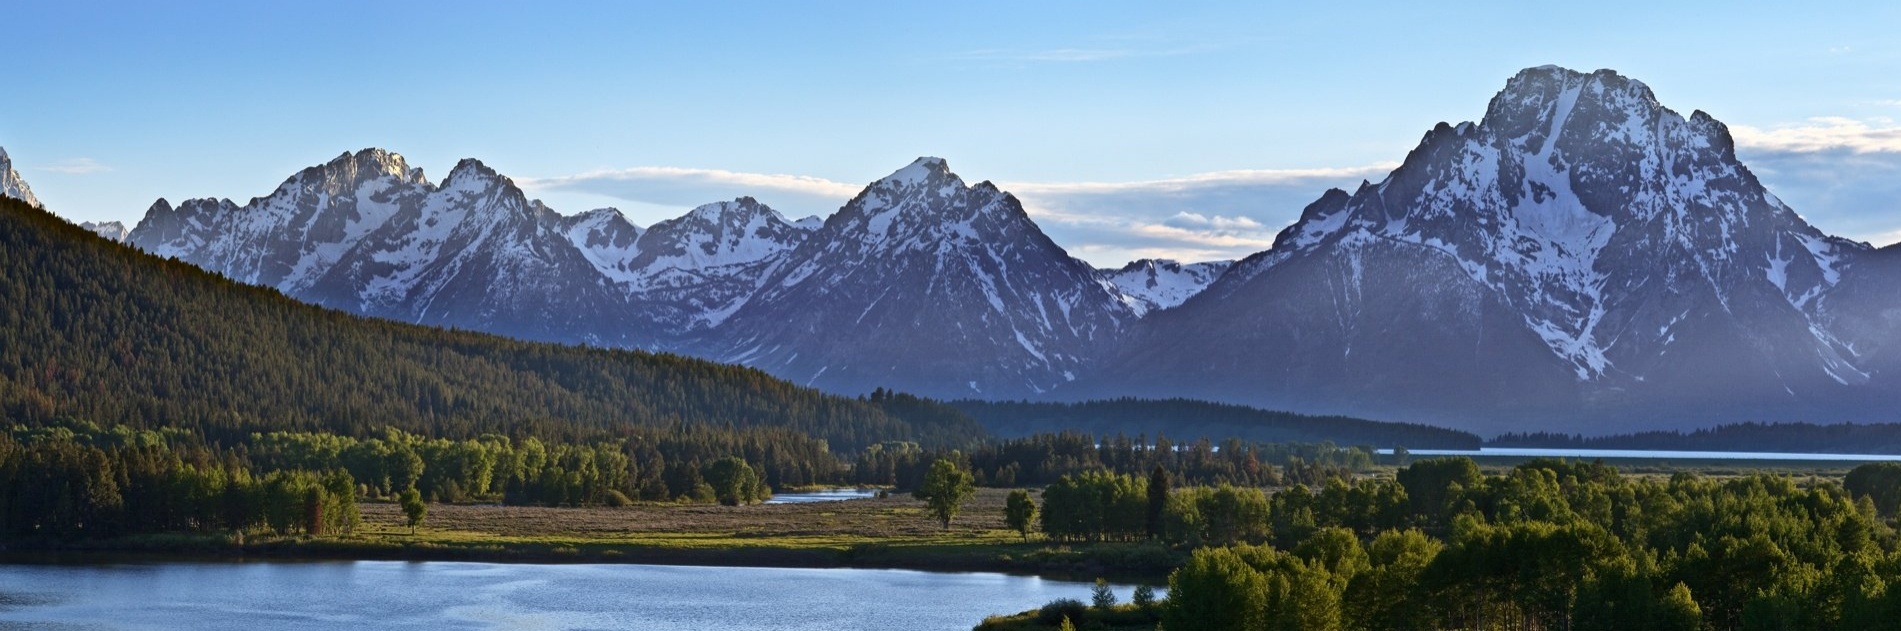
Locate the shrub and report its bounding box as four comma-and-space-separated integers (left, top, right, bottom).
1036, 598, 1088, 625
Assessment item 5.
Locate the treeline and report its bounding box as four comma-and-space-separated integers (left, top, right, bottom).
853, 430, 1375, 490
1134, 458, 1901, 630
0, 197, 980, 451
0, 426, 359, 539
1033, 469, 1406, 550
1492, 421, 1901, 454
953, 398, 1480, 449
0, 419, 856, 542
248, 423, 833, 505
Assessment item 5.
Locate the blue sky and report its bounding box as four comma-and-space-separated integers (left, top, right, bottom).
7, 1, 1901, 264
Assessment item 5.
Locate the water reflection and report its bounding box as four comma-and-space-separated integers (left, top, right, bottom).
0, 560, 1159, 630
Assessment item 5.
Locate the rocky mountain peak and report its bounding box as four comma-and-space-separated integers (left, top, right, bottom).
883, 156, 953, 185
0, 146, 40, 208
443, 158, 509, 190
79, 221, 129, 243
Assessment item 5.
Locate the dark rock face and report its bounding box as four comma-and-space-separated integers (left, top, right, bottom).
1088, 67, 1889, 433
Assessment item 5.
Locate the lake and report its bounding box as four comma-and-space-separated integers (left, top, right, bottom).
1380, 447, 1901, 462
0, 559, 1157, 630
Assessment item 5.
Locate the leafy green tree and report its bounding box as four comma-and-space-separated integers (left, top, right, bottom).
399, 487, 426, 532
1004, 489, 1037, 540
704, 457, 766, 506
1165, 546, 1268, 631
1845, 462, 1901, 517
1396, 457, 1480, 527
913, 458, 975, 529
1345, 529, 1442, 631
1656, 581, 1702, 631
1201, 484, 1272, 546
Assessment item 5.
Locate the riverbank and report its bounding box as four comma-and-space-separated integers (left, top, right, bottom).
0, 488, 1182, 581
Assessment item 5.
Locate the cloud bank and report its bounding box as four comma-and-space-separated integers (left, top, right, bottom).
1731, 117, 1901, 247
525, 163, 1396, 266
520, 167, 861, 218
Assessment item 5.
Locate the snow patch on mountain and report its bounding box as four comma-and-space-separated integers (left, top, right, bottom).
80, 221, 129, 242
1099, 259, 1233, 316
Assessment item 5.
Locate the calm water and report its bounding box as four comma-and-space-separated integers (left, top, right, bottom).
763, 488, 879, 504
1381, 447, 1901, 461
0, 560, 1156, 630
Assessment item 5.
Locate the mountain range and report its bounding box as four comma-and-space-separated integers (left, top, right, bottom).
34, 65, 1901, 434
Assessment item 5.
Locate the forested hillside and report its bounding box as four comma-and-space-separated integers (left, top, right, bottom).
952, 398, 1480, 449
0, 197, 980, 450
1493, 422, 1901, 454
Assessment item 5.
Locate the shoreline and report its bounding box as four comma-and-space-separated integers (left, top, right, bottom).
0, 533, 1179, 583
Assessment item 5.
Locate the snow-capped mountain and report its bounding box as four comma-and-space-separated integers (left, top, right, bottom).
0, 147, 39, 207
121, 151, 1133, 399
130, 149, 428, 295
127, 149, 636, 346
79, 221, 128, 242
618, 197, 816, 333
116, 145, 845, 346
1088, 66, 1896, 433
297, 158, 633, 345
109, 67, 1901, 433
710, 157, 1134, 398
1099, 259, 1232, 316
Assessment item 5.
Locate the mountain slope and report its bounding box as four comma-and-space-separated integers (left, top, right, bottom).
711, 158, 1134, 398
618, 197, 815, 336
1087, 66, 1897, 433
0, 195, 978, 449
297, 158, 634, 346
1098, 259, 1232, 316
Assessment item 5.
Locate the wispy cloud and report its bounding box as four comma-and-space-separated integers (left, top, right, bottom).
1731, 117, 1901, 154
996, 163, 1395, 263
40, 158, 111, 175
1003, 164, 1398, 195
520, 166, 862, 217
1730, 117, 1901, 246
1164, 211, 1267, 232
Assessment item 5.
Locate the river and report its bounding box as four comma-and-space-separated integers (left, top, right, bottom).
0, 559, 1155, 630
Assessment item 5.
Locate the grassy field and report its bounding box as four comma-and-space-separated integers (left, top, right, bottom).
22, 488, 1181, 579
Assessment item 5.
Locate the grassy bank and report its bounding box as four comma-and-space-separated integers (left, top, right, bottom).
975, 603, 1161, 631
1, 488, 1183, 579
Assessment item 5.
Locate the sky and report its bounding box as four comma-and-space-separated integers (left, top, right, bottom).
6, 1, 1901, 266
